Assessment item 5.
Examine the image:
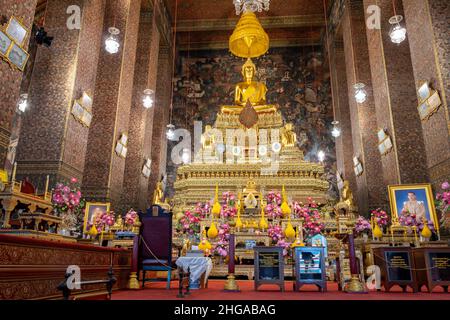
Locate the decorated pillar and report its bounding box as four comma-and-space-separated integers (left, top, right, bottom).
364, 0, 429, 185
121, 8, 161, 212
329, 38, 357, 195
15, 0, 105, 191
82, 0, 141, 208
402, 0, 450, 187
341, 0, 386, 213
0, 0, 37, 168
148, 45, 172, 205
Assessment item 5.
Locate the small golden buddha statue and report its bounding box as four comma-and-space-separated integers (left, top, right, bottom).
112, 214, 124, 231
221, 58, 277, 114
132, 215, 141, 234
340, 180, 355, 209
281, 123, 297, 147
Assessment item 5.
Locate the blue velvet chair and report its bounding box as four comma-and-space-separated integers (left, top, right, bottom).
136, 205, 175, 289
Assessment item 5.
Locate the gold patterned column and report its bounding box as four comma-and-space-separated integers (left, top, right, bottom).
82, 0, 141, 208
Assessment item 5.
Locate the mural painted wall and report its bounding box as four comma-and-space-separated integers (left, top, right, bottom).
166, 47, 338, 199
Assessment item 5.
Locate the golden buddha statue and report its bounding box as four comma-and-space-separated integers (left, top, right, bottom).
221, 58, 277, 114
340, 180, 355, 209
152, 180, 164, 205
281, 123, 297, 147
111, 214, 124, 231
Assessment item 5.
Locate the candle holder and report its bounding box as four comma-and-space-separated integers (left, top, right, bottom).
224, 223, 240, 292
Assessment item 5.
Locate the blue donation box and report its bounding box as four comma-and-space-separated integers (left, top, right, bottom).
293, 246, 327, 292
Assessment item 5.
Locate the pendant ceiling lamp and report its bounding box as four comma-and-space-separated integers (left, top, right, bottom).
229, 11, 269, 58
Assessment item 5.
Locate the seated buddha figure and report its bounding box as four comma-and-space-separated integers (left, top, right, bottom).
221, 58, 277, 114
281, 123, 297, 147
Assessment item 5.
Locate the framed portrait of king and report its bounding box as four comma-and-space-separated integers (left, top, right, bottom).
83, 202, 110, 234
388, 184, 439, 230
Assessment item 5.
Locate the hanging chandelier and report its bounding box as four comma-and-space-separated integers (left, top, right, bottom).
233, 0, 270, 15
388, 15, 407, 44
354, 83, 367, 104
105, 27, 120, 54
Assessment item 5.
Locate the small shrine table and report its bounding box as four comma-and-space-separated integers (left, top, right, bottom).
413, 247, 450, 293
176, 257, 213, 289
254, 246, 285, 292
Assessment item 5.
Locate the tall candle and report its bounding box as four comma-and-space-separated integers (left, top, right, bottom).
228, 234, 235, 274
45, 175, 49, 196
12, 162, 17, 182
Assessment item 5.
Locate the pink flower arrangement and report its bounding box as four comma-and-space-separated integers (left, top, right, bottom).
371, 208, 389, 227
268, 224, 283, 242
52, 180, 84, 214
176, 202, 209, 236
303, 214, 324, 237
125, 209, 138, 226
95, 211, 115, 232
221, 192, 237, 218
266, 191, 282, 206
355, 216, 372, 235
292, 198, 324, 237
276, 239, 292, 257
193, 202, 210, 218
436, 181, 450, 215
265, 191, 283, 219
214, 223, 230, 257
399, 209, 419, 228
52, 179, 86, 233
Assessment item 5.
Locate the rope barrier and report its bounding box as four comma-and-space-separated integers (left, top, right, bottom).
372, 252, 439, 272
140, 235, 177, 271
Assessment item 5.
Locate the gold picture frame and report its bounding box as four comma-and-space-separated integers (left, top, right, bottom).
377, 129, 393, 156
6, 42, 29, 71
417, 81, 431, 104
71, 92, 93, 127
5, 16, 29, 47
417, 81, 442, 121
388, 184, 439, 231
0, 29, 13, 57
83, 202, 111, 234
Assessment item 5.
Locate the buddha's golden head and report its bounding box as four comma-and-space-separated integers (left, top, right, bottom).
241, 58, 256, 81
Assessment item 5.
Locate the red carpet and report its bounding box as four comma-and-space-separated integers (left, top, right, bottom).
112, 280, 450, 300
